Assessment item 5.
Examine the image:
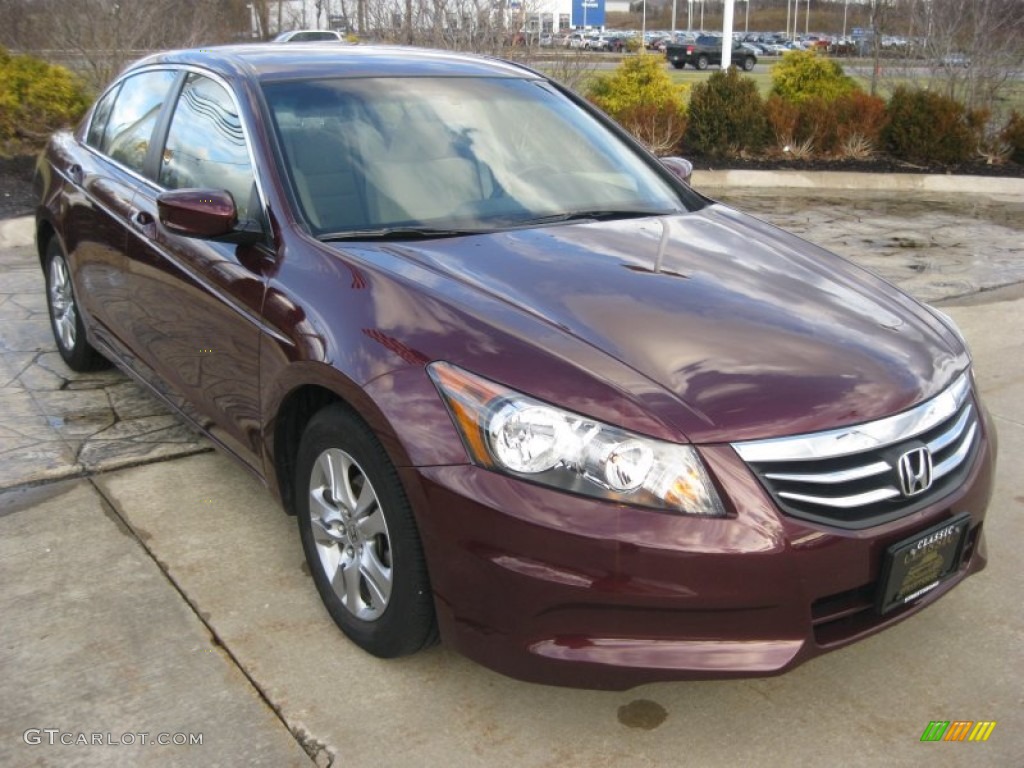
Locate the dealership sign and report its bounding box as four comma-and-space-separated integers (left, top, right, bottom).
571, 0, 605, 28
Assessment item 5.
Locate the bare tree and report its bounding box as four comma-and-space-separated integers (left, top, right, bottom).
868, 0, 897, 95
910, 0, 1024, 115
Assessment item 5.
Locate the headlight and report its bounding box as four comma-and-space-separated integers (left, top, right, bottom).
428, 362, 725, 517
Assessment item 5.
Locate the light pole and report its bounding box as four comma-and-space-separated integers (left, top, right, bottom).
843, 0, 849, 39
745, 0, 750, 35
672, 0, 677, 36
722, 0, 735, 69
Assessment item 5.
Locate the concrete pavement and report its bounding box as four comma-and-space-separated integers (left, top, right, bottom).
2, 184, 1023, 767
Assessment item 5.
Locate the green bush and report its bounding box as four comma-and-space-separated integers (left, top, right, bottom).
685, 68, 768, 158
0, 47, 91, 155
770, 50, 859, 104
587, 54, 688, 155
883, 87, 975, 165
1002, 111, 1024, 165
588, 54, 688, 118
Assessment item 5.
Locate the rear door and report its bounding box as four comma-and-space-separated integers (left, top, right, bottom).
63, 69, 179, 354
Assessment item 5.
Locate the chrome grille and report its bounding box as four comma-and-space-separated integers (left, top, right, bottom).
733, 372, 981, 529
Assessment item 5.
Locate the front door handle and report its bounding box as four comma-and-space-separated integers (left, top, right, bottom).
131, 209, 155, 233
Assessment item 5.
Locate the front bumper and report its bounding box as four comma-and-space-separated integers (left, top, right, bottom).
399, 411, 994, 690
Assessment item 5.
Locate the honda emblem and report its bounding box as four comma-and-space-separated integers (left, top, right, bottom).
897, 447, 934, 497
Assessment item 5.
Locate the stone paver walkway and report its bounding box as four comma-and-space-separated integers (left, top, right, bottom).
0, 240, 209, 490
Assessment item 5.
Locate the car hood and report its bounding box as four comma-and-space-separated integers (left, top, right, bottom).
362, 205, 967, 443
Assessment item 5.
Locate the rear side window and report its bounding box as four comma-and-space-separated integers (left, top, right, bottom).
158, 74, 255, 219
85, 85, 120, 149
100, 70, 177, 175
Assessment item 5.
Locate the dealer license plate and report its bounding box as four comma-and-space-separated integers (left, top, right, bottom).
876, 513, 970, 615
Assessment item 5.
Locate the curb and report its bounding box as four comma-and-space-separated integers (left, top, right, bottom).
693, 170, 1024, 199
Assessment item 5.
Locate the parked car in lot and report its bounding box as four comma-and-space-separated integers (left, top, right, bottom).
272, 29, 343, 42
566, 32, 586, 49
35, 44, 994, 689
666, 34, 758, 70
940, 52, 971, 68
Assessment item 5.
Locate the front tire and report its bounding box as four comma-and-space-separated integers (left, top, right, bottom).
742, 56, 756, 71
43, 238, 108, 372
296, 404, 437, 657
672, 61, 685, 69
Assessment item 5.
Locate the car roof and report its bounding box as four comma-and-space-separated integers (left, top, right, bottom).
128, 44, 539, 83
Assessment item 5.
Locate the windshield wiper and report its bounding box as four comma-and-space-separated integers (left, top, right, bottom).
513, 209, 678, 227
318, 226, 486, 242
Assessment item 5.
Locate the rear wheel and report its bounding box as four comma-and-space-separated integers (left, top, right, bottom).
696, 55, 709, 70
742, 56, 756, 71
296, 404, 437, 657
43, 238, 108, 372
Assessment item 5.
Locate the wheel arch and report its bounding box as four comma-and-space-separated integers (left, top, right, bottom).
268, 375, 417, 517
36, 218, 58, 268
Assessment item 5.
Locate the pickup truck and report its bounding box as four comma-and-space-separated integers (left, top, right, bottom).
665, 35, 757, 71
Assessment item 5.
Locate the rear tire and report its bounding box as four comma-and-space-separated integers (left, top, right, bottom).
696, 55, 709, 71
742, 56, 756, 71
43, 238, 108, 372
672, 61, 685, 69
296, 404, 437, 657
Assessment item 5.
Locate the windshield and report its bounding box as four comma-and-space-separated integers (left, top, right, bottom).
262, 76, 697, 237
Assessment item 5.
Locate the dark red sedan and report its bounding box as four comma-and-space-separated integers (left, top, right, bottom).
35, 45, 995, 689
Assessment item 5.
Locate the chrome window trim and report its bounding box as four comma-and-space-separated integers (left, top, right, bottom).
733, 371, 972, 463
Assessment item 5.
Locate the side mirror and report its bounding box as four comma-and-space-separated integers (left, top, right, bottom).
660, 157, 694, 186
157, 188, 239, 238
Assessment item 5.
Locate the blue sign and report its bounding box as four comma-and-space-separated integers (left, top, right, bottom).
571, 0, 605, 28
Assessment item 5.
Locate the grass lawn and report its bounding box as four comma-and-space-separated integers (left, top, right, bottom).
667, 67, 773, 97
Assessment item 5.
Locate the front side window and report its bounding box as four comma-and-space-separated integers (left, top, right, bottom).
263, 76, 697, 236
101, 70, 177, 175
159, 73, 255, 219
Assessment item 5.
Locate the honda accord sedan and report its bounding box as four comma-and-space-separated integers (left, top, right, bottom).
34, 45, 995, 689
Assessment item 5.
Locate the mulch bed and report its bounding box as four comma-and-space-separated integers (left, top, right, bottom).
0, 155, 38, 219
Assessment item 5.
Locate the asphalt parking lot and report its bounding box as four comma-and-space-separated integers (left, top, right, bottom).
1, 178, 1022, 767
